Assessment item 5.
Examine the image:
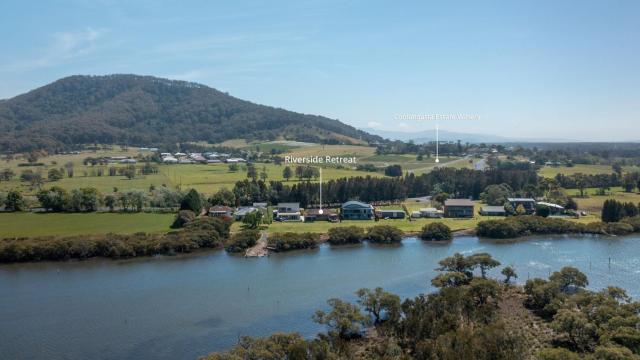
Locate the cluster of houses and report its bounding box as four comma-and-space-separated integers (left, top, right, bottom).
160, 152, 246, 164
479, 198, 565, 216
107, 156, 137, 164
205, 197, 566, 223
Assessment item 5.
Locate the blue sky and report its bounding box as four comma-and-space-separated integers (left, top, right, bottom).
1, 0, 639, 141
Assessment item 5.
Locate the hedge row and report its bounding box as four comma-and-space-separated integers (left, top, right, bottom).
477, 216, 640, 239
0, 217, 231, 263
268, 232, 321, 252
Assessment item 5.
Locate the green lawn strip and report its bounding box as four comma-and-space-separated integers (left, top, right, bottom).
0, 212, 174, 237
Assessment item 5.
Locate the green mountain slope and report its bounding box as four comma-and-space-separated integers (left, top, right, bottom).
0, 74, 381, 151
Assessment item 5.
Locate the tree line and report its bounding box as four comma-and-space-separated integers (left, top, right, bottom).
228, 167, 540, 207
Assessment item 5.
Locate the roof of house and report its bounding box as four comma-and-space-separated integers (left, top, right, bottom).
380, 209, 404, 213
507, 198, 536, 202
235, 207, 258, 215
536, 201, 565, 209
253, 202, 268, 208
420, 207, 439, 212
277, 202, 300, 207
444, 199, 475, 207
209, 205, 234, 212
305, 208, 336, 216
481, 205, 506, 212
342, 200, 373, 209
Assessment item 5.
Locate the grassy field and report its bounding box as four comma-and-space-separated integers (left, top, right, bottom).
158, 163, 382, 193
0, 212, 175, 237
1, 143, 477, 196
574, 191, 640, 213
539, 164, 640, 178
0, 161, 384, 195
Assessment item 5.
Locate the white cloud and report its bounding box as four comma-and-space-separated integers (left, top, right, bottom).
1, 27, 107, 72
367, 121, 382, 128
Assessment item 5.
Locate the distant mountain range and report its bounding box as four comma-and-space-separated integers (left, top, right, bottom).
0, 74, 382, 152
361, 128, 579, 144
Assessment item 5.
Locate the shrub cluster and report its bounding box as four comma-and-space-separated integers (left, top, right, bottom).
225, 229, 260, 253
267, 232, 320, 252
477, 216, 639, 239
367, 225, 403, 244
327, 226, 366, 245
420, 222, 453, 241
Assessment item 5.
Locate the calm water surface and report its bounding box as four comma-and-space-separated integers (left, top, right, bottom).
1, 235, 639, 360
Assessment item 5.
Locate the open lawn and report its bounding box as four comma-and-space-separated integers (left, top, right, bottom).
0, 212, 175, 237
267, 217, 482, 234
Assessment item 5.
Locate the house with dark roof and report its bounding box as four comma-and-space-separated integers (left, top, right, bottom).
275, 202, 301, 221
234, 206, 259, 221
304, 208, 338, 222
341, 200, 374, 220
507, 198, 536, 214
208, 205, 234, 218
444, 199, 475, 218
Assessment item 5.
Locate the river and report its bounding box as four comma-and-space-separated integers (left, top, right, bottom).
1, 235, 639, 360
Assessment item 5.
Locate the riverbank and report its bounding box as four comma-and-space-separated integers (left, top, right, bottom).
5, 215, 639, 262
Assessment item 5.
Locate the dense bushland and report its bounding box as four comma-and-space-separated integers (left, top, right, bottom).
420, 222, 453, 241
327, 226, 366, 245
477, 216, 639, 239
224, 229, 260, 253
267, 232, 320, 252
206, 253, 640, 359
366, 225, 403, 244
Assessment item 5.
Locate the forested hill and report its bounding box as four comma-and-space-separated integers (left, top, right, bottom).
0, 74, 381, 152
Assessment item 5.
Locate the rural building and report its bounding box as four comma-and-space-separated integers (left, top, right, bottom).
234, 206, 259, 220
378, 209, 405, 219
536, 201, 565, 215
420, 207, 444, 218
410, 211, 422, 219
304, 208, 338, 222
507, 198, 536, 214
253, 202, 268, 209
162, 156, 178, 164
480, 205, 506, 216
209, 205, 234, 218
275, 202, 301, 221
276, 203, 300, 213
341, 200, 374, 220
444, 199, 475, 218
